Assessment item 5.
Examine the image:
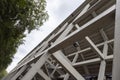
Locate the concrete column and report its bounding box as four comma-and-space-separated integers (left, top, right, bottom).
112, 0, 120, 80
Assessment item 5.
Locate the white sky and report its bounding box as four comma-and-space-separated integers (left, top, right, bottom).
6, 0, 85, 72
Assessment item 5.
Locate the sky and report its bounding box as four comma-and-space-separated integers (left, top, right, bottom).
6, 0, 85, 72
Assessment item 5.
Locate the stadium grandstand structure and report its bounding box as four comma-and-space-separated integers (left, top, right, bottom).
3, 0, 120, 80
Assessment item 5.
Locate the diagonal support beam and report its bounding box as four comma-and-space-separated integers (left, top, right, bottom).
10, 65, 27, 80
46, 59, 64, 75
54, 24, 74, 43
64, 53, 79, 80
67, 39, 113, 57
50, 64, 59, 77
38, 69, 52, 80
76, 45, 90, 75
100, 29, 113, 50
21, 53, 50, 80
52, 50, 85, 80
73, 3, 90, 22
44, 63, 50, 77
85, 36, 104, 59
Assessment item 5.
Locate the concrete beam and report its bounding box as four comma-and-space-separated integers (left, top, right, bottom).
53, 50, 85, 80
38, 69, 51, 80
85, 36, 104, 59
21, 53, 50, 80
10, 65, 27, 80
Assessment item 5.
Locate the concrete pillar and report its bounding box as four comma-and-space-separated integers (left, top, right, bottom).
112, 0, 120, 80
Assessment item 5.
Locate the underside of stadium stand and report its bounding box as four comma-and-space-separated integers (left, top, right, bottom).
3, 0, 120, 80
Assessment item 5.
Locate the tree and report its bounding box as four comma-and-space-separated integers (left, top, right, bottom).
0, 0, 48, 73
0, 69, 7, 80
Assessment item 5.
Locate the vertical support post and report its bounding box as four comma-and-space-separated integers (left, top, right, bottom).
98, 60, 106, 80
52, 50, 85, 80
97, 42, 108, 80
112, 0, 120, 80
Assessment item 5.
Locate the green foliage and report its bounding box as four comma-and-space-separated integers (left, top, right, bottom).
0, 0, 48, 73
0, 69, 7, 80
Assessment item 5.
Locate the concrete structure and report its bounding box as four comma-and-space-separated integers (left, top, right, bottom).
3, 0, 119, 80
